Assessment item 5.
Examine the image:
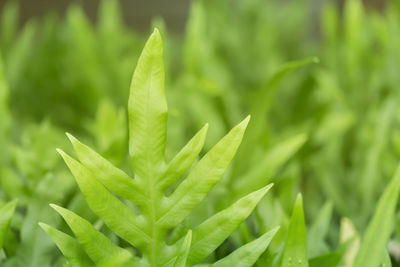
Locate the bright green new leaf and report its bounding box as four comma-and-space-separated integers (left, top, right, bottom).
128, 28, 167, 179
56, 149, 149, 249
158, 115, 250, 228
39, 222, 94, 267
282, 194, 309, 267
172, 230, 192, 267
66, 133, 145, 207
188, 184, 273, 265
158, 124, 208, 190
50, 204, 136, 266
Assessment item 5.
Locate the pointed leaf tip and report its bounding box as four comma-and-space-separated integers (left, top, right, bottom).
38, 222, 49, 231
65, 132, 78, 143
239, 115, 251, 130
149, 27, 162, 44
257, 183, 274, 198
184, 230, 192, 245
56, 148, 69, 160
296, 193, 303, 204
198, 123, 209, 137
153, 27, 160, 35
49, 203, 63, 213
282, 192, 308, 267
271, 225, 281, 234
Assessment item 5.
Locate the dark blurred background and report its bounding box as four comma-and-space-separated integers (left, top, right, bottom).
0, 0, 190, 32
0, 0, 388, 35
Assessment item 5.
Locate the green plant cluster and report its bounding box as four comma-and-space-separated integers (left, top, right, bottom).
1, 0, 400, 266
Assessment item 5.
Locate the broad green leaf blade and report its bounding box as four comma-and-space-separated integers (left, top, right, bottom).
173, 230, 192, 267
50, 204, 135, 266
233, 133, 307, 197
39, 222, 94, 267
158, 116, 250, 228
158, 124, 208, 190
0, 199, 17, 249
211, 227, 279, 267
128, 28, 167, 179
354, 166, 400, 267
57, 149, 150, 249
66, 133, 146, 207
187, 183, 272, 265
282, 194, 309, 267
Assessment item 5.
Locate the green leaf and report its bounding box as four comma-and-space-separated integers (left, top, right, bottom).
188, 184, 272, 265
354, 165, 400, 267
158, 116, 250, 228
50, 204, 135, 266
56, 149, 150, 249
66, 133, 145, 207
172, 230, 192, 267
39, 222, 94, 267
0, 200, 17, 249
158, 124, 208, 190
128, 28, 167, 178
309, 252, 342, 267
96, 251, 135, 267
47, 28, 267, 267
211, 227, 279, 267
282, 194, 309, 267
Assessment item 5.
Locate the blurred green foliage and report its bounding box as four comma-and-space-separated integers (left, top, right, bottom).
0, 0, 400, 265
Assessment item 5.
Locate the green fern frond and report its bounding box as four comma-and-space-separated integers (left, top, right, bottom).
41, 29, 276, 266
